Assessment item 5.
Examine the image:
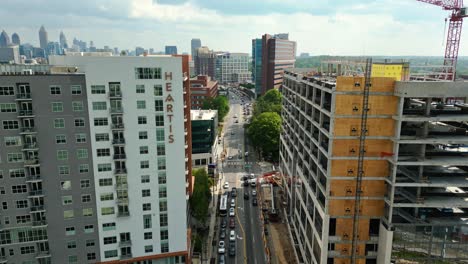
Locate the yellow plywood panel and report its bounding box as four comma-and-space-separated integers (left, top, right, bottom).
372, 62, 410, 81
334, 94, 398, 116
336, 76, 396, 92
336, 76, 365, 92
330, 160, 389, 177
336, 218, 370, 242
334, 258, 366, 264
330, 180, 386, 197
333, 118, 396, 137
332, 139, 393, 157
329, 200, 385, 217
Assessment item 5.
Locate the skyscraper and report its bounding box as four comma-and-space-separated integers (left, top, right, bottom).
251, 38, 262, 96
165, 46, 177, 55
0, 30, 11, 47
59, 31, 68, 49
191, 38, 201, 58
194, 46, 215, 78
11, 32, 20, 45
214, 52, 250, 84
39, 25, 48, 50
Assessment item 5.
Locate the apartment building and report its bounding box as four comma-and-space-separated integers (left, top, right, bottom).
280, 67, 468, 264
190, 75, 218, 109
214, 52, 250, 84
0, 65, 100, 264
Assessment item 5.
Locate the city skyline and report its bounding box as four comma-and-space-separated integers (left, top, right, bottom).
0, 0, 466, 56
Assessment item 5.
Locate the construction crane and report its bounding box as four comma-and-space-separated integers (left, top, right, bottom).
417, 0, 467, 80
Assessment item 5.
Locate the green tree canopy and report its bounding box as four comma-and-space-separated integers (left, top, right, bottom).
247, 112, 282, 160
253, 89, 282, 116
190, 168, 211, 225
202, 96, 230, 122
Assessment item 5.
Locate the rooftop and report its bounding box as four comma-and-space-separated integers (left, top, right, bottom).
190, 109, 218, 121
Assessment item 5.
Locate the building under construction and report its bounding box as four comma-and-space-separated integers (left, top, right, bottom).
279, 61, 468, 264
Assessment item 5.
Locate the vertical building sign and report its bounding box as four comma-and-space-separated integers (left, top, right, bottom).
165, 72, 175, 143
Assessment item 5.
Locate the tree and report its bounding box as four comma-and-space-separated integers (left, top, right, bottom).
247, 112, 282, 161
253, 89, 282, 116
190, 168, 211, 225
202, 96, 230, 122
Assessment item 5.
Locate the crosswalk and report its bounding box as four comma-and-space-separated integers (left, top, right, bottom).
224, 161, 255, 166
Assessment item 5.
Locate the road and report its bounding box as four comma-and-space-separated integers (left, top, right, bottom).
217, 88, 266, 264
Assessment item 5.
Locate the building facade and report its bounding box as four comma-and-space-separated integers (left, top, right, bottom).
251, 38, 262, 97
190, 39, 201, 58
190, 110, 218, 168
164, 46, 177, 55
279, 68, 468, 264
0, 45, 20, 64
190, 75, 218, 109
214, 52, 250, 84
194, 46, 215, 78
38, 26, 48, 51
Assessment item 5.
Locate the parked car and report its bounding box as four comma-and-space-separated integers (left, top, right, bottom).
230, 199, 235, 207
229, 230, 236, 241
219, 254, 226, 264
252, 190, 257, 196
229, 218, 235, 229
229, 208, 235, 217
243, 181, 249, 187
252, 198, 258, 206
231, 187, 237, 197
218, 241, 225, 254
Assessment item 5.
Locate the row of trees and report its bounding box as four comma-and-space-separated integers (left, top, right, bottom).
247, 89, 282, 162
201, 96, 230, 122
189, 168, 212, 226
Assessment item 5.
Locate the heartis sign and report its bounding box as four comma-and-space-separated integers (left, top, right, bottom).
165, 71, 175, 143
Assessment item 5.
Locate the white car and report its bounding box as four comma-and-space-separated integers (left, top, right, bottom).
223, 182, 229, 189
229, 208, 235, 217
218, 241, 225, 254
229, 230, 236, 241
252, 190, 257, 196
234, 114, 238, 118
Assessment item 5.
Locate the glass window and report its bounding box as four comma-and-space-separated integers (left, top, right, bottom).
83, 208, 93, 217
137, 100, 146, 109
50, 85, 61, 95
142, 189, 150, 197
95, 133, 109, 142
142, 203, 151, 211
80, 179, 91, 188
97, 163, 112, 172
135, 67, 162, 79
67, 241, 77, 249
139, 131, 148, 139
51, 102, 63, 112
64, 210, 74, 219
57, 150, 68, 160
139, 146, 148, 154
104, 250, 118, 258
156, 128, 165, 141
61, 180, 72, 190
138, 116, 147, 124
99, 178, 113, 186
155, 115, 164, 126
65, 227, 76, 236
75, 134, 86, 143
100, 193, 114, 201
81, 194, 91, 203
4, 136, 21, 146
136, 84, 145, 93
3, 120, 19, 129
77, 149, 88, 159
140, 161, 149, 169
159, 200, 168, 212
160, 230, 169, 240
161, 242, 169, 253
0, 103, 17, 112
145, 245, 153, 253
94, 118, 108, 126
0, 86, 14, 95
158, 172, 167, 184
62, 196, 73, 205
143, 214, 152, 228
144, 232, 152, 240
71, 85, 82, 95
155, 99, 164, 112
158, 157, 166, 170
58, 165, 70, 175
92, 101, 107, 110
141, 175, 150, 183
160, 213, 168, 227
56, 134, 67, 144
159, 186, 167, 198
9, 168, 25, 178
72, 101, 84, 112
154, 85, 163, 96
68, 255, 78, 263
104, 236, 117, 245
79, 164, 89, 173
101, 207, 115, 215
74, 118, 85, 127
91, 85, 106, 94
86, 240, 95, 247
84, 225, 94, 233
102, 222, 116, 231
97, 148, 110, 157
54, 118, 65, 128
157, 144, 166, 156
7, 153, 23, 163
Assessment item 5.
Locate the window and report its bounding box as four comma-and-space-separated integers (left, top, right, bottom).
135, 67, 162, 79
80, 179, 91, 188
140, 146, 148, 154
57, 150, 69, 160
61, 181, 72, 190
75, 133, 86, 143
142, 203, 151, 211
4, 136, 21, 146
144, 232, 152, 240
68, 255, 78, 263
81, 194, 91, 203
156, 128, 165, 141
62, 196, 73, 205
158, 172, 167, 184
86, 240, 95, 247
79, 164, 89, 173
0, 103, 17, 112
7, 153, 23, 163
157, 144, 166, 156
0, 86, 14, 95
59, 165, 70, 175
2, 202, 7, 210
159, 200, 168, 212
84, 225, 94, 233
54, 118, 65, 128
99, 178, 112, 187
102, 222, 116, 231
83, 208, 93, 216
95, 133, 109, 142
155, 115, 164, 126
10, 168, 25, 178
160, 213, 168, 227
64, 210, 74, 219
16, 215, 30, 223
136, 85, 145, 93
74, 118, 85, 127
97, 148, 110, 157
51, 102, 63, 112
72, 101, 84, 112
138, 131, 148, 139
158, 157, 166, 170
101, 207, 115, 215
154, 85, 163, 96
140, 160, 149, 169
104, 236, 117, 245
87, 253, 96, 261
137, 100, 146, 109
20, 246, 35, 254
67, 241, 77, 249
142, 189, 150, 197
94, 118, 108, 126
50, 86, 61, 95
16, 200, 28, 209
92, 101, 107, 110
143, 214, 152, 229
141, 175, 150, 183
91, 85, 106, 94
104, 250, 118, 258
155, 99, 163, 111
145, 245, 153, 253
65, 227, 76, 236
160, 230, 169, 240
3, 120, 19, 129
161, 242, 169, 253
56, 135, 67, 144
77, 149, 88, 159
98, 163, 112, 172
71, 85, 82, 95
100, 193, 114, 201
138, 116, 147, 124
159, 186, 167, 198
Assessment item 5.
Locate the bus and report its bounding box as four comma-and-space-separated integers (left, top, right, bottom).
219, 194, 228, 216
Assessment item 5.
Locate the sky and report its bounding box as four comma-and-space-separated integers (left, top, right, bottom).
0, 0, 466, 56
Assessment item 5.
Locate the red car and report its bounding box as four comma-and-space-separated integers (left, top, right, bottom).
229, 218, 235, 229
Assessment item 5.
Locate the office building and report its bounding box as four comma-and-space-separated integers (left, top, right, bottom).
252, 38, 262, 96
191, 39, 201, 58
190, 110, 218, 168
0, 45, 20, 63
60, 31, 68, 50
165, 46, 177, 55
46, 42, 62, 56
39, 26, 48, 50
214, 52, 250, 84
279, 65, 468, 264
258, 33, 296, 95
194, 46, 215, 78
135, 47, 145, 56
0, 30, 10, 47
11, 33, 20, 46
190, 75, 218, 109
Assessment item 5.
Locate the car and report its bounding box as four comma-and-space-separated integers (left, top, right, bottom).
229, 242, 236, 256
240, 176, 247, 181
252, 198, 258, 206
229, 230, 236, 241
231, 131, 235, 135
235, 120, 239, 123
250, 181, 256, 187
252, 190, 257, 196
221, 218, 227, 228
238, 154, 242, 159
218, 254, 226, 264
244, 192, 249, 200
234, 114, 238, 118
244, 152, 249, 157
223, 182, 229, 189
220, 228, 226, 239
229, 218, 235, 229
230, 199, 235, 207
231, 187, 237, 196
243, 181, 249, 187
229, 208, 235, 217
218, 241, 225, 254
228, 156, 233, 160
249, 173, 255, 179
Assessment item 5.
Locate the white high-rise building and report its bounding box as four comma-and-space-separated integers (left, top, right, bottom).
214, 52, 250, 84
50, 54, 191, 264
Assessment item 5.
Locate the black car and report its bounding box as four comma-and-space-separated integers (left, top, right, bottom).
252, 198, 258, 206
229, 242, 236, 256
243, 181, 249, 187
220, 228, 226, 239
244, 192, 249, 200
221, 218, 227, 228
231, 187, 237, 197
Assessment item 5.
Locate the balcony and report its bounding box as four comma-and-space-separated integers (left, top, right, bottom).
117, 197, 129, 205
26, 174, 41, 182
32, 220, 47, 227
28, 190, 44, 197
115, 183, 128, 190
16, 93, 32, 100
110, 107, 124, 114
18, 110, 34, 117
35, 251, 51, 259
109, 92, 122, 98
22, 142, 38, 150
111, 123, 125, 130
113, 153, 126, 160
117, 211, 130, 217
24, 158, 40, 166
20, 127, 36, 134
119, 240, 132, 247
115, 168, 127, 175
30, 205, 45, 212
112, 138, 125, 145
